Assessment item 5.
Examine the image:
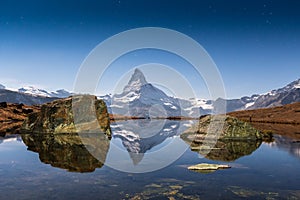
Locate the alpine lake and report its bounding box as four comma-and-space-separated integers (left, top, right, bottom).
1, 119, 300, 200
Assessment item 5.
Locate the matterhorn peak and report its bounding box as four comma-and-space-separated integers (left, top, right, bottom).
123, 68, 148, 92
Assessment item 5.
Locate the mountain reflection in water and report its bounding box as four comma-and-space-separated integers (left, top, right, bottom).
111, 119, 192, 164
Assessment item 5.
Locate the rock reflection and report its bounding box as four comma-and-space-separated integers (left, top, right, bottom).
267, 134, 300, 159
22, 133, 110, 172
181, 136, 261, 161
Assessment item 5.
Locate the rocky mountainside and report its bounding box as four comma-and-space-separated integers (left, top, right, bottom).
247, 79, 300, 109
217, 78, 300, 112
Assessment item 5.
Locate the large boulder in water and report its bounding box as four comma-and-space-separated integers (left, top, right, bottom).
180, 115, 264, 161
181, 115, 263, 141
21, 95, 111, 137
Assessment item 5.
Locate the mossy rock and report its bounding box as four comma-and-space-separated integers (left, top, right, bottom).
181, 115, 263, 141
21, 95, 111, 137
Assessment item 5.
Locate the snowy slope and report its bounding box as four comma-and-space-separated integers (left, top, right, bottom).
18, 86, 51, 97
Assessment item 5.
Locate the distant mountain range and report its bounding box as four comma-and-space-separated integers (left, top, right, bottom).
0, 86, 72, 105
1, 71, 299, 115
18, 86, 73, 98
215, 79, 300, 112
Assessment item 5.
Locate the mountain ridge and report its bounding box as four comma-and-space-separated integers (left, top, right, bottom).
1, 75, 299, 115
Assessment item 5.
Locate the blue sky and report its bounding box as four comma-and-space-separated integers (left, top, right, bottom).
0, 0, 300, 99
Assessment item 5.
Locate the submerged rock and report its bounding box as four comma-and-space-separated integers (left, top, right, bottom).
21, 95, 111, 137
188, 163, 230, 173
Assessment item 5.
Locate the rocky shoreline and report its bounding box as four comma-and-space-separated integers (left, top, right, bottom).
1, 98, 299, 139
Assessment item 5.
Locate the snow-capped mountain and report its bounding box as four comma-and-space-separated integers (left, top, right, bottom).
0, 89, 58, 105
0, 84, 71, 105
213, 94, 260, 113
18, 86, 51, 97
213, 79, 300, 112
0, 84, 5, 90
109, 69, 182, 117
247, 79, 300, 109
18, 86, 72, 98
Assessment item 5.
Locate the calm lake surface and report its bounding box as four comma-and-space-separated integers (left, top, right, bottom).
1, 120, 300, 200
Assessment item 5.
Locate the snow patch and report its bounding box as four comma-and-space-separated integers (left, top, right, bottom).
294, 83, 300, 89
245, 102, 255, 108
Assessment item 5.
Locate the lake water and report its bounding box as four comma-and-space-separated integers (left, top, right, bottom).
1, 120, 300, 199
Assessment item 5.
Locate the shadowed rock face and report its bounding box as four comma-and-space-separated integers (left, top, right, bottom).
21, 95, 111, 137
22, 133, 110, 172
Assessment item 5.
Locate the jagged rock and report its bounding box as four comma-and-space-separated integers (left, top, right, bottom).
21, 95, 111, 137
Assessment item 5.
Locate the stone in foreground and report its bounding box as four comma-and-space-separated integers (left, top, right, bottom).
21, 95, 111, 137
188, 163, 231, 173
